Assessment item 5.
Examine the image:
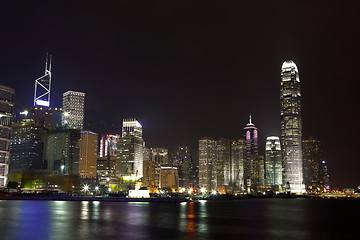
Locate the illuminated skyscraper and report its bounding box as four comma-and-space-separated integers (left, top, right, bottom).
160, 166, 179, 189
0, 85, 14, 188
10, 121, 46, 174
265, 136, 282, 186
116, 119, 143, 181
243, 114, 259, 191
78, 131, 98, 179
280, 60, 303, 193
152, 147, 169, 188
198, 137, 217, 191
152, 148, 169, 166
217, 138, 231, 187
172, 146, 197, 188
302, 138, 324, 192
99, 134, 119, 158
44, 129, 80, 175
34, 53, 52, 107
62, 91, 85, 130
230, 139, 246, 191
97, 136, 118, 186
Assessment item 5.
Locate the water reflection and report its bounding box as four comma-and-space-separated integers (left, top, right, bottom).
11, 201, 51, 240
186, 202, 197, 239
80, 201, 89, 220
1, 198, 353, 239
198, 200, 208, 234
125, 202, 150, 232
178, 201, 209, 240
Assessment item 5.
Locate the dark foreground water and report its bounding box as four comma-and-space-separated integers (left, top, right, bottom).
0, 198, 359, 240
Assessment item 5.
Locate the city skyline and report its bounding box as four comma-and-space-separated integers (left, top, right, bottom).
1, 2, 359, 189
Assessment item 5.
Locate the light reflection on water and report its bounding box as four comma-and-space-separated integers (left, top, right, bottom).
0, 199, 359, 239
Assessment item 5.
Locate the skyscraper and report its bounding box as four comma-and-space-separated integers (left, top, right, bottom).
243, 114, 259, 191
10, 121, 46, 174
78, 131, 98, 179
280, 60, 303, 193
34, 53, 52, 107
265, 136, 282, 186
44, 129, 80, 175
302, 138, 324, 192
0, 85, 15, 188
171, 146, 196, 188
230, 139, 246, 191
62, 91, 85, 130
116, 119, 144, 182
152, 148, 169, 166
217, 138, 231, 187
198, 137, 217, 191
99, 134, 119, 158
152, 147, 169, 188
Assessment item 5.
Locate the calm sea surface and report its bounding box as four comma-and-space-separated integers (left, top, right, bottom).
0, 198, 358, 240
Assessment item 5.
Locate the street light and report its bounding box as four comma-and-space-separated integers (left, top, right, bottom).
200, 188, 206, 194
83, 184, 89, 194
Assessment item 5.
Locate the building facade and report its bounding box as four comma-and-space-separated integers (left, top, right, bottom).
171, 145, 197, 188
230, 139, 246, 191
159, 166, 178, 189
0, 85, 15, 187
152, 148, 169, 166
97, 156, 117, 186
280, 60, 303, 193
116, 119, 144, 181
302, 138, 324, 192
44, 129, 80, 175
198, 137, 217, 191
243, 114, 259, 191
62, 91, 85, 130
99, 134, 119, 158
78, 131, 98, 179
265, 136, 282, 186
9, 121, 46, 174
216, 138, 231, 187
142, 159, 156, 188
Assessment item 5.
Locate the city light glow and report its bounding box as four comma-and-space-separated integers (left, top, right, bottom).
83, 185, 89, 192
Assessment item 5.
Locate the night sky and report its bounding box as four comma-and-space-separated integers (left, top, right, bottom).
1, 1, 359, 189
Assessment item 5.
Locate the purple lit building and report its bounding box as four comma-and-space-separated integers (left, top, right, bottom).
243, 114, 259, 192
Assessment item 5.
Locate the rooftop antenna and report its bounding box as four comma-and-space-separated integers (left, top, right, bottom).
34, 53, 52, 107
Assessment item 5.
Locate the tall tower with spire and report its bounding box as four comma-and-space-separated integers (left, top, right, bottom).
243, 114, 259, 191
280, 60, 303, 193
34, 53, 52, 107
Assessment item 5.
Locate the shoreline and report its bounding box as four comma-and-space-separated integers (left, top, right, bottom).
0, 195, 187, 202
1, 194, 359, 202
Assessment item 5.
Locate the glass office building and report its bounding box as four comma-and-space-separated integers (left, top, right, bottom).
0, 85, 14, 187
265, 136, 282, 186
280, 60, 303, 193
62, 91, 85, 130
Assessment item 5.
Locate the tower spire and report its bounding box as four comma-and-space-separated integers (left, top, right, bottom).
34, 53, 52, 107
249, 113, 252, 124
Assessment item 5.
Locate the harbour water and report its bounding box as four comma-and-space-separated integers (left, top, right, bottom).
0, 198, 358, 239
